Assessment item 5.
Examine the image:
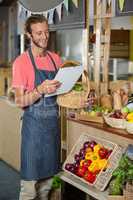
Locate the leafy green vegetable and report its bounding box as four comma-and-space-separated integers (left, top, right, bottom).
52, 176, 62, 189
112, 168, 126, 184
127, 168, 133, 181
109, 178, 123, 195
73, 83, 83, 91
109, 154, 133, 195
118, 155, 130, 169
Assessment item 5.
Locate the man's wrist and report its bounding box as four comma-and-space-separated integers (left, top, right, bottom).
35, 86, 43, 96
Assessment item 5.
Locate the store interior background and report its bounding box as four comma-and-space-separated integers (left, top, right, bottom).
0, 0, 133, 199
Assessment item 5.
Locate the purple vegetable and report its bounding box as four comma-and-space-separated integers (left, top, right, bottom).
83, 141, 90, 149
89, 140, 97, 149
65, 163, 73, 171
74, 154, 80, 162
79, 148, 86, 157
65, 163, 76, 173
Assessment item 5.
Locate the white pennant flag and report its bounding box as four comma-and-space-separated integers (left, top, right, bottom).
72, 0, 78, 8
43, 11, 48, 19
20, 6, 27, 20
119, 0, 125, 11
27, 10, 31, 18
56, 4, 62, 21
18, 2, 22, 18
64, 0, 69, 12
48, 9, 55, 24
107, 0, 111, 6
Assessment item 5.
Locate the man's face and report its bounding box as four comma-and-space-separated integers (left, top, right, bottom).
30, 22, 49, 49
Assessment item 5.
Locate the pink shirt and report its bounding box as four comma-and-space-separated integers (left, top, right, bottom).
12, 51, 62, 91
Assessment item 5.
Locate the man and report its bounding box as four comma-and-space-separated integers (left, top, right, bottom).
12, 14, 62, 200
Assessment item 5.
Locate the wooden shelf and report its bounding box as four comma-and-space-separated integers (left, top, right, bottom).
59, 171, 108, 200
67, 117, 133, 141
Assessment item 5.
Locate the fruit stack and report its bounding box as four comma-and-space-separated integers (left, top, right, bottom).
76, 106, 110, 124
103, 105, 133, 133
63, 134, 121, 191
104, 110, 126, 129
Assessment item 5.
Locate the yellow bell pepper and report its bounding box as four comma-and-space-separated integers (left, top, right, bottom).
86, 147, 92, 153
98, 159, 108, 170
85, 152, 92, 160
85, 152, 99, 161
80, 159, 85, 167
88, 161, 99, 173
93, 144, 101, 153
127, 112, 133, 120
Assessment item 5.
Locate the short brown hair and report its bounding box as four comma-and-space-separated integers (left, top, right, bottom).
25, 14, 48, 34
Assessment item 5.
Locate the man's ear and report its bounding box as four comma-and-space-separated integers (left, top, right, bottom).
26, 32, 31, 40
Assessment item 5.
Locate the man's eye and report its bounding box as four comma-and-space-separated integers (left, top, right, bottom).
37, 32, 42, 36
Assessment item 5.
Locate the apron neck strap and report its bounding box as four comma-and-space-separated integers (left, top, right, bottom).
28, 47, 38, 71
47, 51, 58, 72
28, 47, 58, 72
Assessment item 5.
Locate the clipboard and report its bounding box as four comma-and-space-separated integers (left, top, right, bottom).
45, 65, 83, 97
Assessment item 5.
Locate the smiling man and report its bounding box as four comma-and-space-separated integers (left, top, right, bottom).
12, 15, 62, 200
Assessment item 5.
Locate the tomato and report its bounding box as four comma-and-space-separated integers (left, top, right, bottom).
76, 166, 86, 177
98, 147, 108, 159
84, 171, 96, 183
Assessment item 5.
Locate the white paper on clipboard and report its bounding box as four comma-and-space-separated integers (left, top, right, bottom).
45, 65, 83, 97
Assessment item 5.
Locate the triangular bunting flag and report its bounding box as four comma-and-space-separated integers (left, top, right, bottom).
43, 11, 48, 19
64, 0, 69, 12
18, 2, 22, 18
48, 9, 55, 24
19, 6, 27, 21
72, 0, 79, 8
107, 0, 111, 6
118, 0, 125, 11
27, 10, 31, 18
56, 4, 62, 21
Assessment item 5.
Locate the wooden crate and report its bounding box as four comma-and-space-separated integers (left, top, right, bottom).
108, 195, 125, 200
50, 188, 61, 200
76, 113, 104, 124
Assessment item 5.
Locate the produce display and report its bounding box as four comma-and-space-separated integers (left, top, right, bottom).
109, 154, 133, 196
75, 105, 111, 124
103, 104, 133, 133
82, 105, 111, 116
64, 139, 112, 184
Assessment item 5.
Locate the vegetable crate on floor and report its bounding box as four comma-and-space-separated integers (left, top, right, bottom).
108, 182, 133, 200
108, 196, 125, 200
50, 188, 61, 200
63, 133, 123, 191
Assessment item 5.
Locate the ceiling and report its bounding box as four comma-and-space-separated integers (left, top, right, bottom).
0, 0, 16, 6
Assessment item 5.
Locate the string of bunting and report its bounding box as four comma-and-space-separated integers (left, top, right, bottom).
18, 0, 79, 24
96, 0, 125, 11
97, 0, 112, 6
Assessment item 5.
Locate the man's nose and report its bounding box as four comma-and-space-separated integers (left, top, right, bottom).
42, 32, 48, 39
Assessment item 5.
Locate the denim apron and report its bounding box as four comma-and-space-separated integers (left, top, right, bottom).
21, 48, 61, 180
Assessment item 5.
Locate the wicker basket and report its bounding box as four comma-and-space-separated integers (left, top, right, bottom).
63, 133, 123, 191
76, 113, 104, 124
124, 182, 133, 200
57, 71, 90, 109
108, 183, 133, 200
104, 115, 126, 129
108, 195, 125, 200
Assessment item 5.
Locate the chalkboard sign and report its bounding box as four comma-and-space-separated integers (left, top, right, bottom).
116, 0, 133, 16
49, 0, 86, 30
